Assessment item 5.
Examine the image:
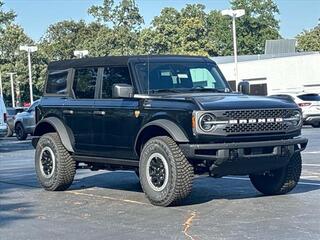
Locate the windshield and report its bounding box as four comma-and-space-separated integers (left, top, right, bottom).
134, 62, 230, 94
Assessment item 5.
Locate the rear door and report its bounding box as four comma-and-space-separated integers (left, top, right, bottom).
63, 67, 100, 154
92, 66, 141, 159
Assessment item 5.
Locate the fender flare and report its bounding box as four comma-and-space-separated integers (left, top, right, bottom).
134, 119, 189, 153
33, 117, 74, 152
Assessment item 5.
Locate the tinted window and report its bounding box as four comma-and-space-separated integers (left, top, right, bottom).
46, 70, 68, 94
102, 67, 131, 98
73, 68, 98, 99
297, 94, 320, 101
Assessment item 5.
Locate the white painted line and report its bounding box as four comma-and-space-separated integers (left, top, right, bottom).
303, 151, 320, 154
223, 176, 320, 187
303, 164, 320, 167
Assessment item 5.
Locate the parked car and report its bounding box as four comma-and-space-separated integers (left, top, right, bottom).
32, 55, 307, 206
14, 100, 40, 140
270, 92, 320, 128
6, 107, 27, 137
0, 96, 8, 137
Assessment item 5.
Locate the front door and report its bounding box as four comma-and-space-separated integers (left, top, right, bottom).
63, 67, 99, 154
92, 66, 142, 160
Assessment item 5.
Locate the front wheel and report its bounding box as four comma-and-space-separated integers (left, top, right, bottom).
35, 133, 76, 191
139, 136, 194, 207
249, 153, 302, 195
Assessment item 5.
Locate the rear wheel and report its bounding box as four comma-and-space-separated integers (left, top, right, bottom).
139, 136, 194, 206
35, 133, 76, 191
249, 153, 301, 195
15, 123, 27, 140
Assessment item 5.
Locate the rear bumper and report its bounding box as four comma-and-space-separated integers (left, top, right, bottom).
180, 137, 308, 176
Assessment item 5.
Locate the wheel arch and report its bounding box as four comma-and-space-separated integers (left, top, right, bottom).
134, 119, 189, 156
33, 117, 74, 152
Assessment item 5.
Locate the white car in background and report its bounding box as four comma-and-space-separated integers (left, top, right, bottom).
269, 92, 320, 128
0, 96, 8, 137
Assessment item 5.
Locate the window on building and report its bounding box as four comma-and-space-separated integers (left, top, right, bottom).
228, 80, 236, 91
46, 70, 69, 94
250, 83, 268, 96
73, 68, 98, 99
102, 66, 131, 98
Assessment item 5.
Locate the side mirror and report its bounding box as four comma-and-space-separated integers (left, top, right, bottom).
112, 84, 133, 98
237, 81, 250, 95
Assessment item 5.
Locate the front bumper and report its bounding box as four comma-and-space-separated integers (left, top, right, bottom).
180, 137, 308, 176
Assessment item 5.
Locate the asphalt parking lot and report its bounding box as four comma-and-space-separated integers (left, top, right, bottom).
1, 127, 320, 240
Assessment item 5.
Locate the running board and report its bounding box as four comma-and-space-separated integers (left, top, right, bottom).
74, 155, 139, 167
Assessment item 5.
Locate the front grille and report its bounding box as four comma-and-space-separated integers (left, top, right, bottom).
223, 109, 293, 119
224, 122, 289, 133
222, 109, 296, 134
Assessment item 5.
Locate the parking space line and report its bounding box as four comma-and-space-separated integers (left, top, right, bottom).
224, 176, 320, 186
304, 151, 320, 154
303, 164, 320, 167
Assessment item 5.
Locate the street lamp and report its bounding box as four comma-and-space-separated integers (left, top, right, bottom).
221, 9, 245, 84
74, 50, 89, 59
6, 72, 16, 108
20, 45, 38, 104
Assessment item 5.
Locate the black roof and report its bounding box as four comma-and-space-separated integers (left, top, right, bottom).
48, 55, 214, 71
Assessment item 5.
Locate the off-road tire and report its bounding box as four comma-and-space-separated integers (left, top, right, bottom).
15, 122, 27, 140
249, 153, 302, 195
35, 132, 76, 191
139, 136, 194, 206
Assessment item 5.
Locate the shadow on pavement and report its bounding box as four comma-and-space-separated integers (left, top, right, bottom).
70, 171, 320, 206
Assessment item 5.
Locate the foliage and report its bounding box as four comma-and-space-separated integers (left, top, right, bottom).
296, 25, 320, 52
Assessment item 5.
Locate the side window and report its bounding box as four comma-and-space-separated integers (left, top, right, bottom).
73, 68, 98, 99
46, 70, 68, 94
102, 66, 131, 98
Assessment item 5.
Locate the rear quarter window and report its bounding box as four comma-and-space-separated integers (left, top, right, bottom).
46, 70, 69, 95
297, 94, 320, 101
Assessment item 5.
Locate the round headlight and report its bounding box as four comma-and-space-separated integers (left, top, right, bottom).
199, 113, 216, 132
292, 110, 302, 126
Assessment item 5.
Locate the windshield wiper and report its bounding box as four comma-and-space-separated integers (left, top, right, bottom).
150, 89, 182, 93
184, 88, 227, 93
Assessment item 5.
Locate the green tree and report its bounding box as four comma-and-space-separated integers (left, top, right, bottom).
89, 0, 144, 55
230, 0, 281, 54
296, 25, 320, 52
0, 0, 16, 34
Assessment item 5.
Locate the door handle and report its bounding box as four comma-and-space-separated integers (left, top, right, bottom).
93, 110, 106, 116
63, 110, 74, 115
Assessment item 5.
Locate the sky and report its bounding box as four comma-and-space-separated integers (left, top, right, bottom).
2, 0, 320, 41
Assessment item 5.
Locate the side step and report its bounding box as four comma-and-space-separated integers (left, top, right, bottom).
74, 155, 139, 167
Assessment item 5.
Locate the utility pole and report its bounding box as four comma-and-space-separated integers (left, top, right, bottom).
20, 45, 38, 104
7, 72, 16, 108
0, 72, 3, 97
221, 9, 245, 84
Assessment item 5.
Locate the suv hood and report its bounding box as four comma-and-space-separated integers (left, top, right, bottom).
158, 93, 298, 110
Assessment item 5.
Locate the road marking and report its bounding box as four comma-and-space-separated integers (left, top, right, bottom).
224, 176, 320, 186
304, 151, 320, 154
303, 164, 320, 167
68, 190, 149, 205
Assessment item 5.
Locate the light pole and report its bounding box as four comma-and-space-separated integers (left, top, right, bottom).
20, 45, 38, 104
6, 72, 16, 108
221, 9, 245, 84
0, 72, 3, 97
74, 50, 89, 59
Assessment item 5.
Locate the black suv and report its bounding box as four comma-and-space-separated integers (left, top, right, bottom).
33, 55, 308, 206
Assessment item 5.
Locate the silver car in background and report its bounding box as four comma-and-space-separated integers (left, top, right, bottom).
270, 92, 320, 128
0, 96, 8, 137
14, 100, 40, 140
